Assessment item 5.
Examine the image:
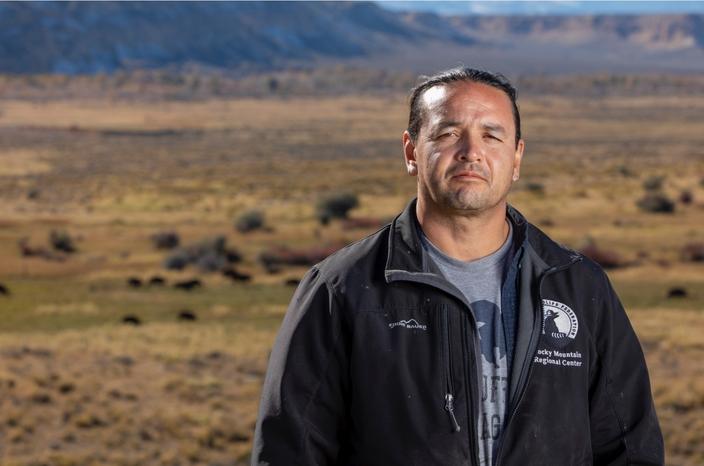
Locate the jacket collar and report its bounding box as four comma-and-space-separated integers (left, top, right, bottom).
385, 198, 579, 280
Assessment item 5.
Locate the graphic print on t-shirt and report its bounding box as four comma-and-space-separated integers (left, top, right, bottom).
473, 299, 509, 447
473, 300, 506, 366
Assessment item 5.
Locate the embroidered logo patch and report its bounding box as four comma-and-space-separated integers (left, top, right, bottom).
541, 299, 578, 348
388, 319, 427, 331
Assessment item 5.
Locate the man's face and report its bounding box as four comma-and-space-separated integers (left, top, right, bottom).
403, 81, 524, 215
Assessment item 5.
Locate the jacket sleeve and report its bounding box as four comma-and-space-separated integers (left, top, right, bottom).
589, 270, 664, 465
251, 266, 350, 466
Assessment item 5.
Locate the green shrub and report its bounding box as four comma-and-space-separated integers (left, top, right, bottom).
316, 192, 359, 224
616, 165, 635, 177
163, 235, 240, 272
642, 175, 665, 191
636, 193, 675, 213
235, 210, 265, 233
49, 230, 77, 253
525, 182, 545, 194
150, 231, 180, 249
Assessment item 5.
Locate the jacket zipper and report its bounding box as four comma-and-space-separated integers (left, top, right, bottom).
442, 307, 461, 432
463, 311, 481, 466
494, 257, 582, 466
388, 273, 481, 465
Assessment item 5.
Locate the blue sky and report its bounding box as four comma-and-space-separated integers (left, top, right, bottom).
377, 1, 704, 16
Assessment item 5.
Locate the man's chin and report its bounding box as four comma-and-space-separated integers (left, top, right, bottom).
444, 195, 489, 213
444, 190, 508, 214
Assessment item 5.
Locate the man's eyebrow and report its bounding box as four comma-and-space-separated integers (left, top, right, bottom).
430, 120, 461, 132
482, 122, 507, 135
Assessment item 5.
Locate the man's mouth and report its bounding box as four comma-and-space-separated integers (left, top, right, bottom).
450, 170, 487, 182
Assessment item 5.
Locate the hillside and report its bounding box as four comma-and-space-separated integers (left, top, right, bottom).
1, 2, 704, 75
0, 1, 469, 74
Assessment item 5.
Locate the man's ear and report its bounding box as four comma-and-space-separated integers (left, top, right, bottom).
512, 139, 525, 182
403, 131, 418, 176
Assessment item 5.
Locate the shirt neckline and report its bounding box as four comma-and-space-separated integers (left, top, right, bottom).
418, 218, 514, 272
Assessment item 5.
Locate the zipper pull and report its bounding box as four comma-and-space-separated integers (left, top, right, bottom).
444, 393, 461, 432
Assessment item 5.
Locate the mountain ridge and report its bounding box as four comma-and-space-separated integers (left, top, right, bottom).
1, 1, 703, 75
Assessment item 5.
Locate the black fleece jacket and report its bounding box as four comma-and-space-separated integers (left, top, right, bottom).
252, 199, 664, 466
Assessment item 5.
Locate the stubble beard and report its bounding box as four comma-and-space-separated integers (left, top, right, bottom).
437, 184, 491, 213
418, 165, 513, 215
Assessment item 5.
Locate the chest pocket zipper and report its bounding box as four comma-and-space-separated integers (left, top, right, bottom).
442, 307, 461, 432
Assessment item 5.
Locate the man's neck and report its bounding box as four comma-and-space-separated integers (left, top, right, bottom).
416, 196, 510, 262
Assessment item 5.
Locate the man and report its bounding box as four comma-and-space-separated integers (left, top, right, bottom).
252, 67, 664, 465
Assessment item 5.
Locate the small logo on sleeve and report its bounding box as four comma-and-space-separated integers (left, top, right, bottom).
389, 319, 427, 331
542, 299, 578, 348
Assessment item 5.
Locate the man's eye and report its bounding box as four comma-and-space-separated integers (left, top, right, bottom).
484, 134, 502, 142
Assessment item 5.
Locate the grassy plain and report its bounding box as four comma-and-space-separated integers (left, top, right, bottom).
0, 84, 703, 465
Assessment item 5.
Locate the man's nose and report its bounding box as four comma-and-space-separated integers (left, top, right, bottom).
456, 133, 482, 162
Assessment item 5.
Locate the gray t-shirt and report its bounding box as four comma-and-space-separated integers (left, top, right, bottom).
420, 221, 513, 466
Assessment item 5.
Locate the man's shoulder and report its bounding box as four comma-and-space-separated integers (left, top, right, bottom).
312, 222, 391, 285
524, 219, 605, 279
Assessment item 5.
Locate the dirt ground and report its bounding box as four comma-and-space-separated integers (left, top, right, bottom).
0, 81, 702, 465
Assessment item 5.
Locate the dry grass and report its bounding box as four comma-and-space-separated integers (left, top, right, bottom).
0, 323, 275, 466
0, 79, 702, 465
630, 309, 704, 466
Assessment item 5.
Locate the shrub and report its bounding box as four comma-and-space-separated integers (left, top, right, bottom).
258, 243, 345, 268
235, 210, 265, 233
49, 230, 77, 253
316, 192, 359, 224
616, 165, 635, 177
163, 235, 241, 272
636, 193, 675, 214
196, 251, 228, 272
679, 190, 693, 205
163, 250, 189, 270
525, 182, 545, 194
268, 77, 279, 93
579, 242, 624, 269
681, 242, 704, 262
642, 175, 665, 191
150, 231, 180, 249
225, 249, 242, 263
340, 217, 385, 230
667, 287, 687, 298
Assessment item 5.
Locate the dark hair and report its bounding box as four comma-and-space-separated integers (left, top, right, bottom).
407, 67, 521, 147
